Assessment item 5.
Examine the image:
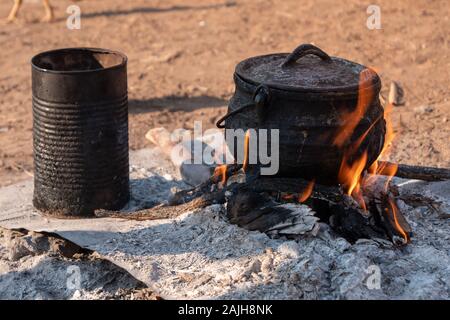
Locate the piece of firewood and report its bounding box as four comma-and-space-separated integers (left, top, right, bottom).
229, 176, 412, 244
322, 196, 384, 242
246, 177, 342, 199
226, 189, 320, 238
96, 164, 244, 221
371, 195, 412, 246
225, 185, 389, 243
96, 190, 226, 221
227, 190, 290, 231
379, 161, 450, 181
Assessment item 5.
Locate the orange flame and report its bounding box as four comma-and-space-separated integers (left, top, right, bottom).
331, 67, 407, 240
338, 151, 368, 196
298, 179, 315, 203
242, 130, 250, 172
333, 68, 376, 207
387, 198, 408, 242
367, 102, 398, 190
333, 67, 399, 215
354, 184, 368, 211
213, 164, 227, 185
373, 104, 407, 241
282, 193, 295, 201
333, 68, 375, 147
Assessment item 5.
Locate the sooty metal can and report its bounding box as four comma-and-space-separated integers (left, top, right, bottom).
31, 48, 129, 217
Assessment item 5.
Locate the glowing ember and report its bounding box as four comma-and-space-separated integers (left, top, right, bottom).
298, 179, 315, 203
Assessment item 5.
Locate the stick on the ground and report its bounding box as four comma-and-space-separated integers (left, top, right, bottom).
96, 165, 241, 221
96, 190, 226, 221
379, 161, 450, 181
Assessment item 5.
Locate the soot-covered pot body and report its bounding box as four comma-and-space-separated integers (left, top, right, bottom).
219, 44, 386, 184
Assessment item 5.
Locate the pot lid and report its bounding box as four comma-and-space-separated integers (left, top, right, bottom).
235, 44, 380, 94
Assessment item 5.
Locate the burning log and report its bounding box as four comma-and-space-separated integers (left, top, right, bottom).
372, 195, 412, 245
225, 186, 379, 242
100, 163, 412, 245
96, 154, 427, 245
224, 174, 412, 244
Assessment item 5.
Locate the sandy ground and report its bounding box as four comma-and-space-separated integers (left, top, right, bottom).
0, 0, 449, 187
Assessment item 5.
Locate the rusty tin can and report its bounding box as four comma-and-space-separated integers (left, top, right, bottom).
31, 48, 129, 217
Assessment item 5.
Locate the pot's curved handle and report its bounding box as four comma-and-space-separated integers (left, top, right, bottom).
216, 102, 254, 129
216, 85, 270, 129
281, 44, 332, 67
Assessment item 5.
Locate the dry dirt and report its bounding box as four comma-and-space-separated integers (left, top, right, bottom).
0, 0, 449, 187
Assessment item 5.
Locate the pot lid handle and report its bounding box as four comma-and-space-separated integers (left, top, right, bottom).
281, 44, 332, 68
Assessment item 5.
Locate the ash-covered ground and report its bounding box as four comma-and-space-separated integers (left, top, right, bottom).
0, 148, 448, 299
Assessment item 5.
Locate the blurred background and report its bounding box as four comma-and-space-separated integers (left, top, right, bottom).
0, 0, 449, 186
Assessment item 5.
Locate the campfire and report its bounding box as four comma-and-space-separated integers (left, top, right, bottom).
212, 45, 412, 245
100, 44, 449, 247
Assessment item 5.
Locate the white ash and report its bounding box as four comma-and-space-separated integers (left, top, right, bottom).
0, 148, 449, 299
122, 148, 189, 211
86, 199, 449, 300
0, 228, 148, 300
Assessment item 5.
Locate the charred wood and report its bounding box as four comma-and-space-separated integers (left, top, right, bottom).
99, 166, 413, 245
380, 161, 450, 181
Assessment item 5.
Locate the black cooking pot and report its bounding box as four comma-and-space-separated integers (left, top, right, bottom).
217, 44, 385, 184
